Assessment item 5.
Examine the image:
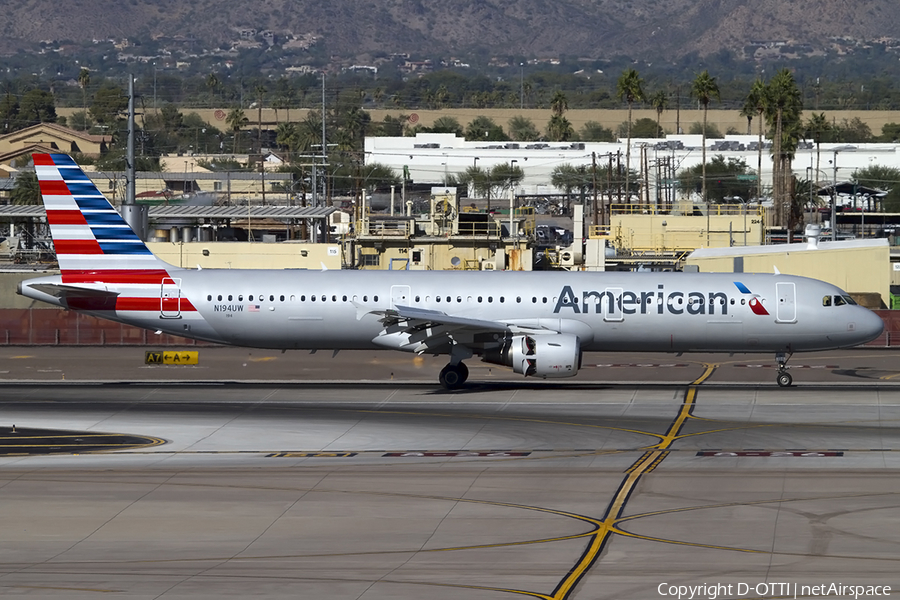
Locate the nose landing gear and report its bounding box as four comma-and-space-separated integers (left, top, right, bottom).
775, 351, 793, 387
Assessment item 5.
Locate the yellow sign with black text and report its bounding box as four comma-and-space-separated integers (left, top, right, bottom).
144, 351, 199, 365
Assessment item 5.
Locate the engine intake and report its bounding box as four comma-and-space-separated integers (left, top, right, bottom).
482, 334, 581, 378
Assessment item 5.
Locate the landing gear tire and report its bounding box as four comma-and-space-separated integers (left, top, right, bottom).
776, 371, 793, 388
439, 363, 469, 390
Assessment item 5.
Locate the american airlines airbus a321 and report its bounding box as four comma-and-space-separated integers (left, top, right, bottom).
18, 154, 884, 389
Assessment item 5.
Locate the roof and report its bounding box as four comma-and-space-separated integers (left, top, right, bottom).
0, 205, 336, 220
815, 181, 887, 197
689, 238, 889, 259
0, 122, 112, 145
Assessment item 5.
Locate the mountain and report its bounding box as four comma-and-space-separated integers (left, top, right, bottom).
2, 0, 899, 61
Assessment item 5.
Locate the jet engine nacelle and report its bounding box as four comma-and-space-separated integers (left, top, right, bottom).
482, 334, 581, 378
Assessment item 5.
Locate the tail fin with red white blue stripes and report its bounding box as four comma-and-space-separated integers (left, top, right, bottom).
34, 153, 175, 280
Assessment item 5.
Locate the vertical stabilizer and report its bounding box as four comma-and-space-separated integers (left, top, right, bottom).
34, 153, 174, 281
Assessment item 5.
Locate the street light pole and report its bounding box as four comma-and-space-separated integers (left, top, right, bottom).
832, 145, 857, 241
519, 63, 524, 109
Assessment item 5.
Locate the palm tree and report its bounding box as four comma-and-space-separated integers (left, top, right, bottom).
805, 112, 831, 184
747, 79, 767, 201
550, 90, 568, 117
226, 108, 248, 153
690, 70, 720, 207
507, 116, 539, 141
10, 170, 41, 205
616, 69, 645, 201
547, 91, 573, 141
254, 84, 266, 153
765, 69, 803, 229
78, 68, 91, 115
275, 122, 297, 152
205, 73, 221, 104
649, 90, 668, 138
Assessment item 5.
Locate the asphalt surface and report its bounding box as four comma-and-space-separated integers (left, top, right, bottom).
0, 348, 899, 599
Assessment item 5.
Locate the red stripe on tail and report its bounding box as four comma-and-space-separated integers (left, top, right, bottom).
46, 210, 88, 226
61, 269, 173, 284
53, 239, 103, 255
39, 180, 70, 195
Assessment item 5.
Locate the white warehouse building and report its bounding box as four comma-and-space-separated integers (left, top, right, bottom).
365, 132, 900, 204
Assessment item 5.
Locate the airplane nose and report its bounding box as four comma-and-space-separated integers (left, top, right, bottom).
856, 309, 884, 344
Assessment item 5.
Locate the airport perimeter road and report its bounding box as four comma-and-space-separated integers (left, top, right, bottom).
2, 346, 900, 386
1, 374, 900, 599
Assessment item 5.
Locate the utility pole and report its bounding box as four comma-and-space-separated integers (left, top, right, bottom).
321, 72, 327, 205
591, 152, 598, 231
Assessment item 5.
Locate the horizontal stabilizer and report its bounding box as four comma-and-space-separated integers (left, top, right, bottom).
28, 283, 120, 299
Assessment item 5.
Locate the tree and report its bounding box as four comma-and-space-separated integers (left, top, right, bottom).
687, 121, 723, 138
649, 90, 669, 137
832, 117, 873, 143
19, 89, 57, 126
880, 122, 900, 143
616, 69, 645, 200
805, 113, 831, 184
254, 84, 266, 153
580, 121, 615, 142
739, 93, 756, 136
677, 155, 754, 204
0, 91, 20, 133
205, 73, 221, 99
507, 116, 539, 141
546, 91, 574, 141
491, 162, 525, 196
620, 117, 662, 138
10, 170, 41, 205
431, 116, 463, 136
90, 85, 127, 126
68, 110, 93, 132
690, 70, 720, 207
547, 114, 574, 141
464, 116, 508, 141
745, 79, 768, 201
275, 122, 297, 151
551, 164, 591, 205
78, 68, 91, 114
764, 69, 803, 229
459, 165, 492, 200
226, 108, 249, 153
852, 165, 900, 212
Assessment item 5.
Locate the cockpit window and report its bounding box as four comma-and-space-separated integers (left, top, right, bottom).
823, 296, 832, 307
843, 295, 857, 305
833, 295, 846, 306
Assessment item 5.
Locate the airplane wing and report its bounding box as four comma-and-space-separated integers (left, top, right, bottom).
387, 305, 510, 332
366, 305, 512, 354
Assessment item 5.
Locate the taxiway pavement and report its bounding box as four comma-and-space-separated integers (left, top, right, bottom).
0, 349, 899, 599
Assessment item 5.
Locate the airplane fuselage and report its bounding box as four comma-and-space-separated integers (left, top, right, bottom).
21, 269, 883, 354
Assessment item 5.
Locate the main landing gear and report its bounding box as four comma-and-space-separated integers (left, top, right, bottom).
439, 362, 469, 390
775, 351, 793, 387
